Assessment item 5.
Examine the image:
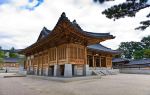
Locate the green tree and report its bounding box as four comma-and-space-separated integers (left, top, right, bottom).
141, 35, 150, 49
118, 36, 150, 59
10, 47, 15, 52
9, 47, 18, 58
133, 50, 144, 59
9, 53, 18, 58
144, 49, 150, 58
94, 0, 150, 30
0, 50, 4, 58
113, 54, 121, 58
118, 41, 143, 59
0, 49, 4, 69
0, 58, 4, 69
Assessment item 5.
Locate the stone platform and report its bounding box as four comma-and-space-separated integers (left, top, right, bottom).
27, 75, 101, 82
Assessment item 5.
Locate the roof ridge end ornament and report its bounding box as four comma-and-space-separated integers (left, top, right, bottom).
59, 12, 71, 22
72, 19, 83, 31
43, 26, 47, 30
42, 27, 49, 32
73, 19, 77, 23
61, 12, 66, 17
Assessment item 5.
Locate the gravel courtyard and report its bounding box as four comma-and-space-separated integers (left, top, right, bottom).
0, 74, 150, 95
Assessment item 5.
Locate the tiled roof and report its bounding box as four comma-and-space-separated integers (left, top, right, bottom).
4, 58, 21, 63
87, 44, 119, 54
127, 59, 150, 65
112, 58, 129, 63
37, 12, 114, 42
71, 19, 114, 39
85, 32, 114, 39
37, 27, 51, 41
21, 12, 116, 54
2, 49, 22, 53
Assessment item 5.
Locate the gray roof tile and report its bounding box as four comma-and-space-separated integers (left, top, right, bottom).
4, 58, 21, 63
112, 58, 129, 63
87, 44, 119, 54
128, 59, 150, 65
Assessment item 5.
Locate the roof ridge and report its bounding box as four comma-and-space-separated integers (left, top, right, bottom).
57, 12, 71, 24
37, 26, 51, 42
72, 19, 83, 31
85, 31, 110, 35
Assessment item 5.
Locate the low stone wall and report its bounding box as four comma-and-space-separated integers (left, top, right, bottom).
89, 68, 119, 75
120, 68, 150, 74
18, 66, 27, 75
0, 67, 19, 73
0, 70, 5, 73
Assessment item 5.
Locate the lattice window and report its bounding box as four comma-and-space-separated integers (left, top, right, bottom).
101, 57, 106, 67
69, 45, 84, 59
45, 55, 48, 64
70, 47, 73, 58
40, 56, 42, 65
77, 47, 84, 59
74, 47, 77, 59
70, 46, 77, 59
106, 57, 112, 66
43, 53, 48, 64
34, 57, 38, 65
63, 47, 66, 59
58, 47, 66, 60
49, 48, 56, 61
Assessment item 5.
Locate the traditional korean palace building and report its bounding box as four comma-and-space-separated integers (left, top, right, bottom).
21, 12, 118, 77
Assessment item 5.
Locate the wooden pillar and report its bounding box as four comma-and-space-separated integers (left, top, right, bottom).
32, 56, 34, 74
87, 55, 89, 65
48, 48, 51, 66
76, 44, 78, 61
41, 52, 44, 75
35, 56, 38, 74
66, 44, 69, 64
48, 50, 50, 67
24, 60, 26, 69
31, 57, 33, 74
84, 47, 87, 64
56, 47, 58, 64
92, 55, 95, 68
28, 57, 31, 72
106, 57, 108, 68
110, 57, 112, 68
99, 56, 101, 68
37, 53, 40, 75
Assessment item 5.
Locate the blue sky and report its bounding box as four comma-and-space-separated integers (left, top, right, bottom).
0, 0, 10, 5
0, 0, 44, 10
0, 0, 149, 49
22, 0, 44, 10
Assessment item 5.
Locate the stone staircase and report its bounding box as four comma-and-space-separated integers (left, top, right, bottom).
91, 69, 119, 76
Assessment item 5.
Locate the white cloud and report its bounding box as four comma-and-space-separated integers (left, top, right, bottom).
0, 0, 149, 50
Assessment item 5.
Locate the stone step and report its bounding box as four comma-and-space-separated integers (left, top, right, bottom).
4, 75, 26, 78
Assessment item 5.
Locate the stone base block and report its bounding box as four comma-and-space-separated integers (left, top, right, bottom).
64, 64, 72, 77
